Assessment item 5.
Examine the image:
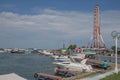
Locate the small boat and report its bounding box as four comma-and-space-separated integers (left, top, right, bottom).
51, 55, 69, 60
55, 68, 81, 77
53, 59, 70, 65
42, 50, 53, 56
39, 52, 44, 55
34, 73, 62, 80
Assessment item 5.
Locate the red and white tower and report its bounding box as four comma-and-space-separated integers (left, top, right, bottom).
93, 4, 106, 49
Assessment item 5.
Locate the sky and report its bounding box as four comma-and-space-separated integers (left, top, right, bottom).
0, 0, 120, 49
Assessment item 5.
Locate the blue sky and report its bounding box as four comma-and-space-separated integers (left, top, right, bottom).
0, 0, 120, 14
0, 0, 120, 49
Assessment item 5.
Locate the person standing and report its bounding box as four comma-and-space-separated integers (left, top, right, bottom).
102, 60, 108, 72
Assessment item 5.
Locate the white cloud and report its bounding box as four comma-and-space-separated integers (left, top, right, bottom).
0, 9, 120, 48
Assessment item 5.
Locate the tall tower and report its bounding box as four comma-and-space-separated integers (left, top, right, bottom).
93, 4, 106, 49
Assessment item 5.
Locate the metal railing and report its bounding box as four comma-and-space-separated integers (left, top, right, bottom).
94, 55, 120, 63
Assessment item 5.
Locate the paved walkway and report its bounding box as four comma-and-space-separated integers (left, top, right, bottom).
0, 73, 27, 80
81, 69, 120, 80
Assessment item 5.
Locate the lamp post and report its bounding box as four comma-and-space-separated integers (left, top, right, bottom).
111, 31, 120, 74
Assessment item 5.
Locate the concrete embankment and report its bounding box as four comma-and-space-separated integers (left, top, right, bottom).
0, 73, 27, 80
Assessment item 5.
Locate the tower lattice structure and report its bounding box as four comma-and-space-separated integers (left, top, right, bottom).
90, 4, 106, 49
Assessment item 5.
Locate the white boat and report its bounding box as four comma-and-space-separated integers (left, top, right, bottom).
50, 55, 59, 59
53, 59, 71, 65
42, 50, 53, 56
54, 57, 93, 72
65, 59, 93, 72
0, 50, 5, 53
54, 55, 69, 60
53, 55, 71, 65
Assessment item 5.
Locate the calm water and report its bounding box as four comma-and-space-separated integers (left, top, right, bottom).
0, 53, 57, 80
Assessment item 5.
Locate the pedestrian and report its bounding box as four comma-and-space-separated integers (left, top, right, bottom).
102, 60, 108, 73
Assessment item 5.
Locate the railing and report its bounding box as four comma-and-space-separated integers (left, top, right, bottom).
94, 55, 120, 63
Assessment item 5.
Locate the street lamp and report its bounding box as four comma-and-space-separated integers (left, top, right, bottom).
111, 31, 120, 74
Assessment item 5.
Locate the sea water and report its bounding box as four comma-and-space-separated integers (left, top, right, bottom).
0, 53, 57, 80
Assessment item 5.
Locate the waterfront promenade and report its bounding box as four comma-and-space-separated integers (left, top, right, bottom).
81, 58, 120, 80
0, 73, 26, 80
62, 58, 120, 80
81, 69, 120, 80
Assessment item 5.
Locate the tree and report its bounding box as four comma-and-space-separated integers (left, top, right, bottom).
68, 44, 77, 50
111, 46, 115, 52
0, 48, 4, 50
81, 46, 86, 48
111, 46, 119, 52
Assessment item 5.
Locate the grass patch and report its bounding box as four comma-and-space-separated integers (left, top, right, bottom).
74, 70, 103, 79
62, 70, 102, 80
100, 72, 120, 80
80, 71, 102, 78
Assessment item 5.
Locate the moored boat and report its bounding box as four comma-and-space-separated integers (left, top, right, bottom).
34, 73, 62, 80
55, 68, 81, 77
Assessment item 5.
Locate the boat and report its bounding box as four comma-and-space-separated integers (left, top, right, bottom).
41, 50, 53, 56
52, 55, 71, 66
55, 68, 81, 77
53, 59, 70, 65
54, 57, 93, 72
65, 62, 93, 72
34, 73, 62, 80
54, 56, 70, 61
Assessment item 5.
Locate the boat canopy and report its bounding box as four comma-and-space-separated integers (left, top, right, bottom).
83, 50, 96, 54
